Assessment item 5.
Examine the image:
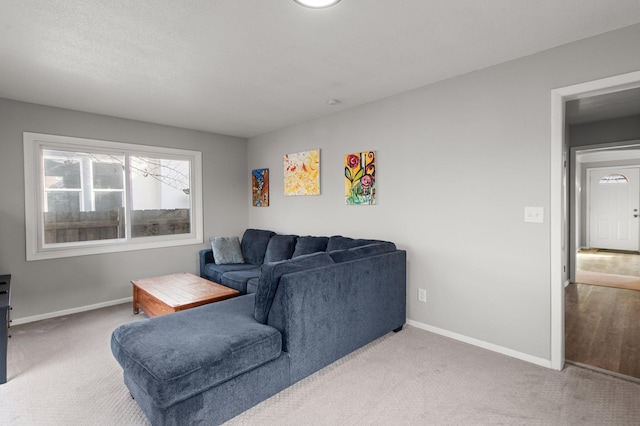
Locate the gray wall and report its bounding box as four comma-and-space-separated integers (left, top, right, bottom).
0, 98, 248, 321
569, 115, 640, 147
247, 24, 640, 362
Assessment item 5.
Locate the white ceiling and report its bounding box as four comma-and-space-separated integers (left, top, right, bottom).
1, 0, 640, 138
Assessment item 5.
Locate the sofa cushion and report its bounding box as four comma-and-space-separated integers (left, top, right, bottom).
264, 234, 298, 263
221, 268, 263, 293
254, 252, 335, 324
210, 236, 245, 264
327, 236, 384, 251
327, 235, 367, 251
329, 242, 396, 263
110, 295, 281, 409
241, 229, 276, 265
203, 263, 259, 284
246, 277, 260, 294
292, 236, 329, 258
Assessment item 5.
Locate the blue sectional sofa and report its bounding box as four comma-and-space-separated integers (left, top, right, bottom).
111, 229, 406, 425
199, 228, 396, 294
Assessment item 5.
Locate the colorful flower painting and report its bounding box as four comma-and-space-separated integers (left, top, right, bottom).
284, 149, 320, 196
252, 168, 269, 206
345, 151, 375, 205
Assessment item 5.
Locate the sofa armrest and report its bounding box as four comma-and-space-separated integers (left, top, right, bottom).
199, 248, 214, 277
268, 250, 406, 383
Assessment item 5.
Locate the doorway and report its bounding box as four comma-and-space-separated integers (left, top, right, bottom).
569, 144, 640, 283
550, 70, 640, 372
566, 144, 640, 379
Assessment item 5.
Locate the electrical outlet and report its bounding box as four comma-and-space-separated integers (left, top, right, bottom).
418, 288, 427, 303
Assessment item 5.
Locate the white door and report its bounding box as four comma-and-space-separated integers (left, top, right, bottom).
588, 166, 640, 251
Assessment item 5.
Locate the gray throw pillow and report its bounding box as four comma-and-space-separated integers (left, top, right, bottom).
210, 236, 245, 264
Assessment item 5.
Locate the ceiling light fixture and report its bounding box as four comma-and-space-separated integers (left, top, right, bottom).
294, 0, 341, 9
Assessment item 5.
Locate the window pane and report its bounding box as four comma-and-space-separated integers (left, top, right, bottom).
95, 192, 124, 212
93, 157, 124, 189
43, 208, 123, 244
42, 150, 125, 245
43, 151, 81, 189
130, 156, 191, 238
599, 173, 629, 184
130, 157, 191, 209
46, 192, 80, 213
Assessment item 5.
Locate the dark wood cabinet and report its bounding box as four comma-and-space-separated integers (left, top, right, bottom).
0, 274, 11, 384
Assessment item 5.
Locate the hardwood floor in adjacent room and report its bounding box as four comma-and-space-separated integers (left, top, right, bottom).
565, 283, 640, 379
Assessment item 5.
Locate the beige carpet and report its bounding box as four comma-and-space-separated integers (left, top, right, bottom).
3, 303, 640, 425
575, 270, 640, 291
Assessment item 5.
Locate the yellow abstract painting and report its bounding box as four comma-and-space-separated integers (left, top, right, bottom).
283, 149, 320, 196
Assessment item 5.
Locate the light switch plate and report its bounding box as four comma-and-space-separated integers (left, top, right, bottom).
524, 207, 544, 223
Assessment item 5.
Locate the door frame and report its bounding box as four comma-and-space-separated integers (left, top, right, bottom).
550, 70, 640, 371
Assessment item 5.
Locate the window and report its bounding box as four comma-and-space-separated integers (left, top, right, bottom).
598, 173, 629, 184
24, 132, 203, 260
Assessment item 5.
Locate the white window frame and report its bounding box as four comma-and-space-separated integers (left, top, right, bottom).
24, 132, 203, 261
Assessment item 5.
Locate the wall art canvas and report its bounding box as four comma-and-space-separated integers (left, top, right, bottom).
252, 168, 269, 206
283, 149, 320, 196
345, 151, 376, 205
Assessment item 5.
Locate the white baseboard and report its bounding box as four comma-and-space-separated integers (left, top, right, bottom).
11, 297, 133, 326
406, 319, 553, 369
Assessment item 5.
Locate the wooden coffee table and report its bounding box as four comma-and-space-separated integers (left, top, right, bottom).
132, 272, 239, 317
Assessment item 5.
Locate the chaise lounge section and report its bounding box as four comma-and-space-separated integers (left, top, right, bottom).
111, 229, 406, 425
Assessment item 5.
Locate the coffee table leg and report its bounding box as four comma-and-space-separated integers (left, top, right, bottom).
133, 285, 139, 314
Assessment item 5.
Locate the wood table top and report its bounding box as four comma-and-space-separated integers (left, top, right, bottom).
131, 272, 239, 308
